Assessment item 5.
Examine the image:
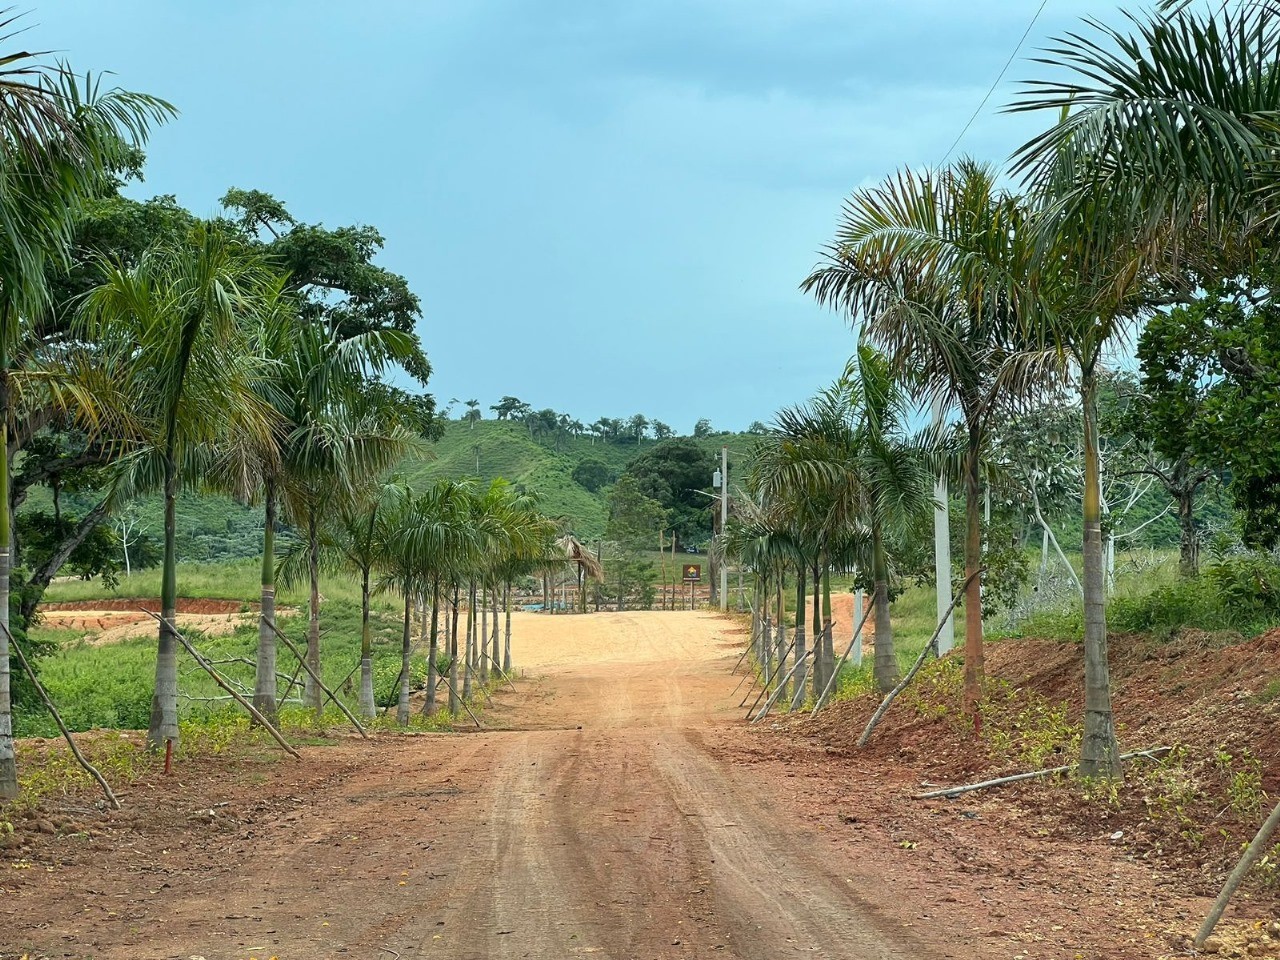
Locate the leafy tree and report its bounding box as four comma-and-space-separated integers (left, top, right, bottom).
747, 421, 771, 436
571, 458, 614, 493
693, 418, 713, 438
1138, 277, 1279, 554
628, 414, 649, 444
622, 438, 715, 547
221, 187, 432, 385
490, 396, 525, 420
652, 420, 673, 440
606, 476, 666, 610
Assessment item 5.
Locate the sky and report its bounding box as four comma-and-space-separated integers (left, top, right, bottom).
37, 0, 1126, 433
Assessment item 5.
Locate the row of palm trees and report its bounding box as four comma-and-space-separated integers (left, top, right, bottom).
729, 347, 934, 710
733, 2, 1280, 779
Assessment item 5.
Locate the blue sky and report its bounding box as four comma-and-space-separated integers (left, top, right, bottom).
38, 1, 1122, 432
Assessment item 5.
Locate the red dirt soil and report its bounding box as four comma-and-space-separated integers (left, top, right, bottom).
0, 612, 1277, 959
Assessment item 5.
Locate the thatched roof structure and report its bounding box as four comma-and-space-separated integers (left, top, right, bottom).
556, 533, 605, 582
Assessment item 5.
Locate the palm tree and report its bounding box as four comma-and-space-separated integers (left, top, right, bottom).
282, 375, 422, 717
81, 223, 279, 751
376, 480, 475, 725
238, 313, 422, 721
757, 347, 935, 694
1001, 6, 1280, 776
802, 160, 1047, 719
0, 53, 171, 796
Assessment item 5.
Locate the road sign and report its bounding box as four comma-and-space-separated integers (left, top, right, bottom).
682, 563, 702, 582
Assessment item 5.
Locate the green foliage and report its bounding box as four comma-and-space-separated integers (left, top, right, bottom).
1139, 277, 1280, 548
1018, 552, 1280, 640
622, 438, 716, 546
571, 457, 614, 493
17, 509, 128, 588
606, 475, 669, 549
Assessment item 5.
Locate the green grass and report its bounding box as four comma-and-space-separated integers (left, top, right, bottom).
17, 595, 420, 737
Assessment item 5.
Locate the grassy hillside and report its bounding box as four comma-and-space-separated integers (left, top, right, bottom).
401, 419, 756, 540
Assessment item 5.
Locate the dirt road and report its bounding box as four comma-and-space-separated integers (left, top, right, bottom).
4, 611, 952, 960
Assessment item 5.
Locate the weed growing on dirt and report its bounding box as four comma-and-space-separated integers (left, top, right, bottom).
899, 658, 1081, 767
4, 735, 151, 813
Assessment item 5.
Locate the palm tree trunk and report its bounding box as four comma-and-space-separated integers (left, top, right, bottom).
775, 577, 788, 701
490, 590, 500, 676
1079, 369, 1122, 779
872, 523, 899, 693
0, 356, 17, 798
462, 580, 475, 701
503, 580, 513, 673
810, 559, 825, 700
304, 511, 323, 715
449, 585, 461, 715
789, 564, 808, 710
962, 424, 984, 722
817, 568, 834, 700
357, 564, 375, 719
425, 579, 441, 715
396, 592, 412, 726
148, 449, 182, 751
479, 584, 489, 685
254, 480, 279, 723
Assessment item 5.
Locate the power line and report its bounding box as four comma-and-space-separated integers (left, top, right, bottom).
939, 0, 1050, 164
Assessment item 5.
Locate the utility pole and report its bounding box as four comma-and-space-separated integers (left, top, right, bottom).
717, 446, 728, 612
931, 394, 955, 655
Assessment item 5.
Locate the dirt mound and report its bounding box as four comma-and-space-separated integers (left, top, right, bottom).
37, 598, 280, 645
41, 597, 254, 614
795, 628, 1280, 914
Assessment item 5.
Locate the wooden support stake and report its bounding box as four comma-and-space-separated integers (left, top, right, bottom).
438, 671, 483, 729
751, 651, 812, 724
811, 601, 876, 715
141, 611, 300, 759
3, 622, 121, 810
857, 570, 982, 747
260, 616, 369, 739
1195, 795, 1280, 948
913, 748, 1172, 800
745, 638, 796, 716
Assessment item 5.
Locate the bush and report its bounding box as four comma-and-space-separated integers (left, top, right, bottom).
1019, 552, 1280, 641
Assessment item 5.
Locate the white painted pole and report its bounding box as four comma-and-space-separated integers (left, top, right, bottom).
852, 581, 864, 668
931, 395, 955, 655
719, 445, 729, 612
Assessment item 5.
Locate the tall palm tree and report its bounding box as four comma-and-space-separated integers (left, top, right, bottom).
802, 160, 1047, 719
1001, 6, 1280, 777
81, 223, 279, 751
0, 53, 171, 796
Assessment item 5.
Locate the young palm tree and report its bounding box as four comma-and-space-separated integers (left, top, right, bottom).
238, 313, 422, 721
1008, 6, 1280, 776
0, 56, 171, 796
81, 223, 279, 751
756, 347, 936, 695
376, 480, 475, 725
